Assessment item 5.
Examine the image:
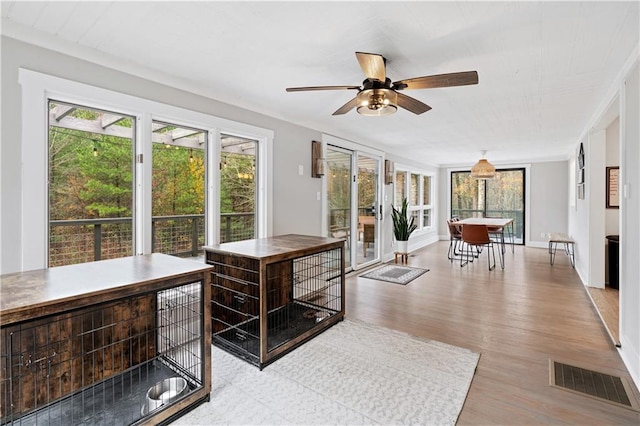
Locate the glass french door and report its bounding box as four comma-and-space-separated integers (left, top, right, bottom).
326, 145, 381, 270
451, 168, 525, 243
326, 146, 353, 269
356, 153, 380, 268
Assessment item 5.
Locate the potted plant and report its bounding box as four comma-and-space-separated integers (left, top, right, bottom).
391, 197, 417, 254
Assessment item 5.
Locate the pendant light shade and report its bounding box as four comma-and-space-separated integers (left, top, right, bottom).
471, 150, 496, 179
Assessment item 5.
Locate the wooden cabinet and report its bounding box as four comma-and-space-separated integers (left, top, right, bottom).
205, 234, 345, 369
0, 254, 212, 425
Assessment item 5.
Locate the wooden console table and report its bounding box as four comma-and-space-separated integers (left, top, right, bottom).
0, 254, 212, 425
205, 234, 345, 369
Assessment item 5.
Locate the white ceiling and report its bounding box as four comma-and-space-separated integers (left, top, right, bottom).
2, 1, 638, 166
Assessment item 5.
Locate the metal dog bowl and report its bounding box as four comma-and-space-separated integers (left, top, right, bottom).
141, 377, 188, 416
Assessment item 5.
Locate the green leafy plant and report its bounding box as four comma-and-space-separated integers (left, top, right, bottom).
391, 197, 417, 241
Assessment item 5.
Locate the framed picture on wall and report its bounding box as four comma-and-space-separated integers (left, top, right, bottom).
606, 166, 619, 209
578, 143, 585, 169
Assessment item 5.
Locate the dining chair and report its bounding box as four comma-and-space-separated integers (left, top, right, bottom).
446, 219, 463, 262
461, 224, 503, 270
486, 216, 514, 254
330, 225, 350, 249
485, 217, 505, 250
362, 223, 375, 257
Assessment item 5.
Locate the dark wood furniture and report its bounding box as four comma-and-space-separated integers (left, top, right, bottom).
0, 254, 212, 425
205, 234, 345, 369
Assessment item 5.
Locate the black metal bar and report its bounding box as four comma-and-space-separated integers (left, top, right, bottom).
191, 218, 199, 257
225, 216, 232, 242
94, 223, 102, 261
151, 219, 156, 252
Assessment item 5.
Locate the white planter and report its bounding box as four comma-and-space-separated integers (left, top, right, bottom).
396, 240, 409, 254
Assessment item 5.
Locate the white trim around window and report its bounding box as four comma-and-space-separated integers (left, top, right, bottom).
393, 166, 435, 233
18, 68, 273, 271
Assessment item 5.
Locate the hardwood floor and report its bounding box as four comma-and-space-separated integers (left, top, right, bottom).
345, 241, 639, 424
587, 285, 620, 346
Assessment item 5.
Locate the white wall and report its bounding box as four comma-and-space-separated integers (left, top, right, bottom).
619, 60, 640, 389
529, 161, 569, 245
568, 138, 591, 284
437, 168, 450, 238
588, 130, 607, 288
569, 47, 639, 388
605, 117, 620, 236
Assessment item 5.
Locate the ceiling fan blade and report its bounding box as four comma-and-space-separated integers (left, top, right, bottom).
393, 71, 478, 90
286, 85, 360, 92
332, 97, 359, 115
355, 52, 386, 82
396, 92, 432, 115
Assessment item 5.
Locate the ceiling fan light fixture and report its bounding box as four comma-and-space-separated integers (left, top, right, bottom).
356, 88, 397, 116
471, 150, 496, 179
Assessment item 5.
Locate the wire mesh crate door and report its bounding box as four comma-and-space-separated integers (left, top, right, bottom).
1, 282, 206, 425
156, 281, 204, 385
265, 248, 343, 353
1, 295, 157, 425
293, 248, 342, 314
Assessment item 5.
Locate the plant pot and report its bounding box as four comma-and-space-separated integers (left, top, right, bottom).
396, 240, 409, 254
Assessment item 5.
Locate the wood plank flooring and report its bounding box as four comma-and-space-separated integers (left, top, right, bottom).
345, 241, 639, 424
587, 285, 620, 346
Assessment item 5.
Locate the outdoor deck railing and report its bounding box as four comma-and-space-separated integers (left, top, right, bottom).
49, 212, 254, 266
451, 209, 524, 241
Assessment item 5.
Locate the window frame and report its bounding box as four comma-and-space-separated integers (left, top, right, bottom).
447, 164, 532, 245
19, 68, 273, 270
394, 168, 434, 231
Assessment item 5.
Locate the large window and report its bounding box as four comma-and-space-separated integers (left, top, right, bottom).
451, 168, 525, 243
395, 170, 433, 230
152, 121, 206, 257
220, 134, 258, 243
48, 100, 135, 266
24, 69, 272, 270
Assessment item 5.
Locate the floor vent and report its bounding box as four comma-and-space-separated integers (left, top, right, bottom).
549, 360, 640, 411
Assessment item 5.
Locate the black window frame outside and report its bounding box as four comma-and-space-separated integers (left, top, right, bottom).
450, 167, 526, 244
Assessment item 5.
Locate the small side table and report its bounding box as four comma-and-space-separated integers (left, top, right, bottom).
394, 252, 409, 264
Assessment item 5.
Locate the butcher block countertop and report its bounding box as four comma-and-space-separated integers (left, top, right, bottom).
0, 253, 212, 325
204, 234, 343, 261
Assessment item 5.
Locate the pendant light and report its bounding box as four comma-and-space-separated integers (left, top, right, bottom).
471, 150, 496, 179
356, 88, 398, 116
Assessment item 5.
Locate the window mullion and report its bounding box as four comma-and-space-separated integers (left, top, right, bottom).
136, 113, 152, 255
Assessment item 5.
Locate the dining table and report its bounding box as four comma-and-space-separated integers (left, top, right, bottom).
455, 217, 514, 266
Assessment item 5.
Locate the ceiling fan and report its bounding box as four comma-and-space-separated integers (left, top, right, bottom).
286, 52, 478, 116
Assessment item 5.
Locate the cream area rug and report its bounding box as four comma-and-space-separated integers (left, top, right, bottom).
175, 320, 479, 425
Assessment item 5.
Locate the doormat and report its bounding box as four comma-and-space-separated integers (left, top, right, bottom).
359, 265, 429, 285
549, 359, 640, 411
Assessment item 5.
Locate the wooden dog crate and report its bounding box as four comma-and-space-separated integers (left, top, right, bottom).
0, 254, 212, 425
205, 234, 345, 369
